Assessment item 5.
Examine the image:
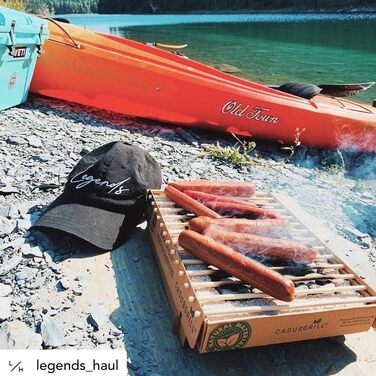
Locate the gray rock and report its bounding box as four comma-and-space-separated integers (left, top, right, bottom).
28, 331, 43, 349
21, 244, 43, 258
8, 205, 20, 218
0, 321, 42, 349
44, 252, 53, 264
73, 322, 84, 330
88, 304, 109, 330
15, 267, 38, 282
58, 277, 70, 290
29, 276, 46, 289
17, 202, 33, 216
72, 286, 83, 296
0, 216, 16, 236
66, 332, 84, 346
31, 154, 51, 163
0, 237, 24, 252
27, 135, 43, 148
44, 252, 62, 274
78, 338, 95, 349
92, 330, 108, 344
41, 315, 66, 348
0, 283, 12, 297
0, 185, 19, 195
0, 205, 11, 218
0, 297, 11, 321
109, 323, 123, 337
7, 136, 27, 145
17, 218, 32, 232
0, 253, 22, 276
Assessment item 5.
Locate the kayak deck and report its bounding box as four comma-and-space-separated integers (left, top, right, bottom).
31, 20, 376, 152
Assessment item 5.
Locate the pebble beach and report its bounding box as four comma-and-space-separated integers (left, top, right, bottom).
0, 95, 375, 369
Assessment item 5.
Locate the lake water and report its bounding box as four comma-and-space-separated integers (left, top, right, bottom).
62, 13, 376, 103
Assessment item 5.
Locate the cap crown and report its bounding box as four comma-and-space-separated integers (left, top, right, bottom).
64, 141, 162, 213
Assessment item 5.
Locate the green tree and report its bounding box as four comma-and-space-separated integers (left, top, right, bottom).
0, 0, 26, 11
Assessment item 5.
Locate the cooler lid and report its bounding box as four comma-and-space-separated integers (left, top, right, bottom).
0, 6, 49, 35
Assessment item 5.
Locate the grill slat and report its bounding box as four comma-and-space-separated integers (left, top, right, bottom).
198, 285, 369, 303
149, 190, 375, 315
203, 297, 376, 316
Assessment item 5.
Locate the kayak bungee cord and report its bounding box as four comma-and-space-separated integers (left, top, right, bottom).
44, 17, 80, 49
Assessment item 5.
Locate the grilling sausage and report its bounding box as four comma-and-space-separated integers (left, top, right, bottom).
189, 217, 288, 237
204, 201, 279, 219
184, 190, 256, 206
164, 185, 221, 218
204, 228, 317, 263
169, 180, 256, 197
178, 230, 295, 302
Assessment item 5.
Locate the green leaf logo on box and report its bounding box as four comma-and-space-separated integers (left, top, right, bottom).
206, 322, 251, 352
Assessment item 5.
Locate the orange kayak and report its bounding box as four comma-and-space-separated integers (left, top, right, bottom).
31, 20, 376, 151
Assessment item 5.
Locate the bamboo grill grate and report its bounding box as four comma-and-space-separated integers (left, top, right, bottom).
148, 190, 376, 321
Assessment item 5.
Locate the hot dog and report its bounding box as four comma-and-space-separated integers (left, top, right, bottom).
164, 185, 221, 218
184, 190, 256, 206
169, 180, 256, 197
204, 228, 317, 263
178, 230, 295, 301
189, 217, 288, 237
204, 201, 279, 219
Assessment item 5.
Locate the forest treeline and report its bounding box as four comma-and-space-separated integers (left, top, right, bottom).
0, 0, 375, 15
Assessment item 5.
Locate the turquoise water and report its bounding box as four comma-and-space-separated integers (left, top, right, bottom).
63, 13, 376, 103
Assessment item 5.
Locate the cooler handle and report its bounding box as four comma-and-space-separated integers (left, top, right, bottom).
7, 20, 16, 57
7, 20, 45, 57
36, 24, 44, 55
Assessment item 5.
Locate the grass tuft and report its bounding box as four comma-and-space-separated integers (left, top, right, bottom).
202, 134, 259, 167
281, 127, 306, 161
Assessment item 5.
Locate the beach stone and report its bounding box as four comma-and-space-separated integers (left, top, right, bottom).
0, 238, 24, 252
66, 332, 84, 346
41, 314, 66, 348
0, 297, 11, 321
16, 267, 38, 282
31, 154, 52, 163
88, 304, 109, 330
0, 321, 42, 349
0, 283, 12, 297
0, 205, 11, 218
27, 135, 43, 148
92, 330, 108, 344
21, 244, 43, 258
73, 321, 84, 330
109, 323, 123, 337
0, 216, 16, 236
7, 136, 27, 145
0, 185, 19, 195
29, 276, 46, 289
58, 277, 70, 290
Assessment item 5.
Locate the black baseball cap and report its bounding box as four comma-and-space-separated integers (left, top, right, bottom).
32, 141, 162, 250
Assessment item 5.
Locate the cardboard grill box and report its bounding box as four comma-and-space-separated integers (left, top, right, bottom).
146, 189, 376, 353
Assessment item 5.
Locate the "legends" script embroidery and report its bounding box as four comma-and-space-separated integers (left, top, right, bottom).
221, 100, 280, 124
70, 166, 131, 195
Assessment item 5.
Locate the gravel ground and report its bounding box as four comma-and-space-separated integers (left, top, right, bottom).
0, 96, 375, 356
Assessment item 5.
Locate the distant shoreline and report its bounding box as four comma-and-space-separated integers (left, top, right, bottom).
57, 8, 376, 16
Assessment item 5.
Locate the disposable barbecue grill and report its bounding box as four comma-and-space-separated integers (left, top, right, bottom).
146, 189, 376, 353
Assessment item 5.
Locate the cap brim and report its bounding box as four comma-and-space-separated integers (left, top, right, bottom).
32, 201, 130, 250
